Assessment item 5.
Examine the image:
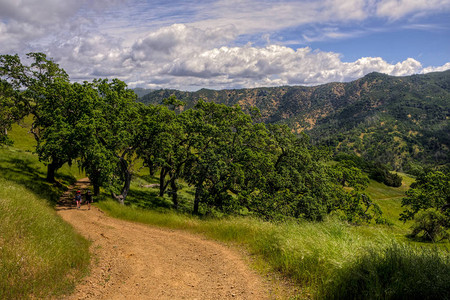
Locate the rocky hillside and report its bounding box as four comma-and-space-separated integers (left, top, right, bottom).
139, 71, 450, 171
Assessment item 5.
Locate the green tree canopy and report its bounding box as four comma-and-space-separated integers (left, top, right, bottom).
401, 170, 449, 241
79, 79, 139, 203
0, 53, 77, 182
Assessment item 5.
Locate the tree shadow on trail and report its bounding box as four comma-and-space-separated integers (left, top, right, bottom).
0, 153, 76, 206
126, 189, 174, 210
124, 187, 194, 214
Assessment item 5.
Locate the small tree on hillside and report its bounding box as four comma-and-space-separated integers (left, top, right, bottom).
401, 170, 450, 241
0, 53, 79, 182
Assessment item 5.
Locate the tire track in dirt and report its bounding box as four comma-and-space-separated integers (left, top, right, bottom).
57, 178, 285, 299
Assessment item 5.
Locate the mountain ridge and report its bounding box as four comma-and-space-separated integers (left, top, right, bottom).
138, 70, 450, 171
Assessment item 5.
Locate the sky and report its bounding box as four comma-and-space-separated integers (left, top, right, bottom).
1, 0, 449, 91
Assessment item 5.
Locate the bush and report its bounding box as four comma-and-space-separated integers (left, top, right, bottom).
369, 164, 403, 187
334, 154, 403, 187
321, 243, 450, 299
409, 209, 449, 242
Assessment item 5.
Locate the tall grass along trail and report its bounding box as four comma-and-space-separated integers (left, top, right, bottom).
56, 178, 273, 299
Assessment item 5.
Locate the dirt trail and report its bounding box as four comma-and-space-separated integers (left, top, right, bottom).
57, 178, 284, 299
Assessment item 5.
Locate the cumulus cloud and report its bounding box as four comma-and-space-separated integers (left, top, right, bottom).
130, 24, 238, 62
115, 24, 443, 90
46, 32, 131, 81
421, 62, 450, 73
0, 0, 126, 53
0, 0, 83, 50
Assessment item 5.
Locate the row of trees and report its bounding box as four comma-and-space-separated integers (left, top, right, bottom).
1, 52, 384, 222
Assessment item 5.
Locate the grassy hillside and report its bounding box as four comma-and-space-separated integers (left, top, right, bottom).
366, 173, 415, 231
0, 126, 89, 299
140, 70, 450, 171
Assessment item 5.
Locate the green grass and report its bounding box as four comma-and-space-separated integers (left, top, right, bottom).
9, 116, 36, 152
322, 242, 450, 299
0, 169, 90, 299
98, 199, 450, 299
0, 126, 90, 299
366, 173, 416, 232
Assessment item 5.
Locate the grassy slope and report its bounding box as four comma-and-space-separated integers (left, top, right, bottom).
366, 173, 413, 231
0, 123, 89, 299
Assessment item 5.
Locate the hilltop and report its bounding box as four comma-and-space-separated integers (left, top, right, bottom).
139, 70, 450, 171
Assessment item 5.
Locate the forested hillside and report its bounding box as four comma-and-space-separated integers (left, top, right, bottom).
140, 71, 450, 171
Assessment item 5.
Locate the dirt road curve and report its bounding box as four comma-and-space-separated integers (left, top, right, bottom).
56, 178, 282, 300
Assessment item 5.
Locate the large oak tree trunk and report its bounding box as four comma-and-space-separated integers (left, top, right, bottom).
170, 176, 178, 209
46, 159, 62, 183
193, 184, 204, 215
93, 183, 100, 196
159, 168, 167, 197
111, 156, 132, 205
46, 163, 56, 183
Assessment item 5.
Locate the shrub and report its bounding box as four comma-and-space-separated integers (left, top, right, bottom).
321, 243, 450, 299
409, 209, 449, 242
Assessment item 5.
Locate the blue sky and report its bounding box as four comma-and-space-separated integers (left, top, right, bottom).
0, 0, 449, 90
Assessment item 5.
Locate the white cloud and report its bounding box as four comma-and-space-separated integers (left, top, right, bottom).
376, 0, 450, 20
421, 62, 450, 73
0, 0, 126, 53
0, 0, 82, 25
46, 32, 130, 81
0, 0, 84, 50
192, 0, 368, 35
0, 1, 449, 90
109, 24, 443, 90
130, 24, 237, 62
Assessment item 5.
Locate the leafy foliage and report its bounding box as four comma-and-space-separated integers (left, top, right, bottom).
401, 170, 450, 241
409, 209, 449, 242
0, 79, 25, 145
77, 79, 139, 202
334, 153, 402, 187
401, 170, 449, 220
0, 53, 74, 181
134, 99, 384, 222
1, 52, 386, 222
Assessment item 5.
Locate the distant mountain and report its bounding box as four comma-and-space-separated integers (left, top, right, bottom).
133, 88, 154, 98
139, 71, 450, 171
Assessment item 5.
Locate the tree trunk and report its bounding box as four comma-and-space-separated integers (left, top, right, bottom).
121, 167, 132, 202
170, 176, 178, 209
111, 193, 125, 205
147, 160, 156, 176
193, 185, 203, 215
111, 156, 132, 205
159, 168, 168, 197
93, 183, 100, 196
90, 171, 101, 196
119, 156, 132, 204
46, 161, 60, 183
